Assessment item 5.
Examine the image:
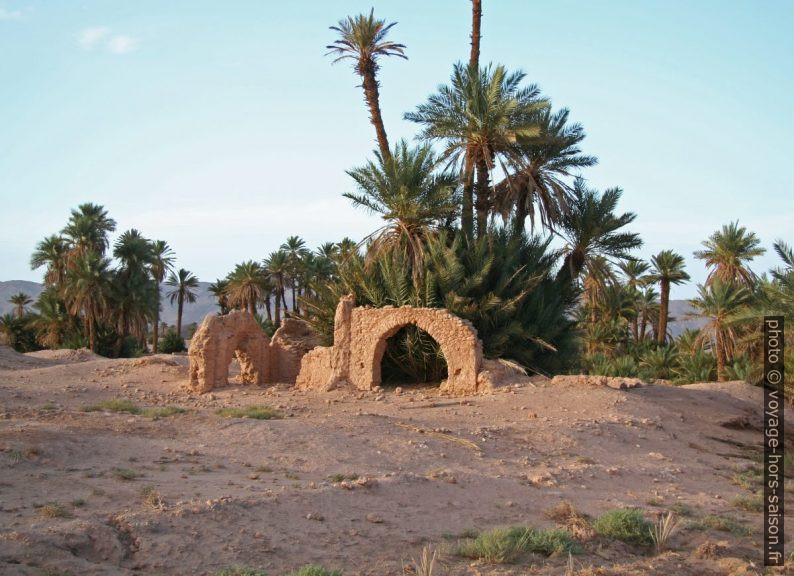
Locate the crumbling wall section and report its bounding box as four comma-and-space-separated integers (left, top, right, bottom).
296, 296, 485, 395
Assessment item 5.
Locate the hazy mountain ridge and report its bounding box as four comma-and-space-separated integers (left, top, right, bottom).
0, 280, 217, 327
1, 280, 706, 337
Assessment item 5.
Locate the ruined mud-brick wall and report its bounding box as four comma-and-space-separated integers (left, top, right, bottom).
188, 311, 315, 393
297, 296, 485, 395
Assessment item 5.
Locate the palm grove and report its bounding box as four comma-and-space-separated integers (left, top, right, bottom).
3, 4, 791, 398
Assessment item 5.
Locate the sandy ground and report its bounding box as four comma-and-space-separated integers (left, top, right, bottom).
0, 345, 791, 576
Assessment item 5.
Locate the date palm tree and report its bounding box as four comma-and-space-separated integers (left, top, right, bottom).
649, 250, 690, 344
208, 279, 231, 315
327, 9, 407, 161
619, 259, 651, 341
406, 63, 548, 237
280, 236, 308, 313
61, 203, 117, 262
694, 221, 765, 288
226, 261, 268, 315
150, 240, 175, 352
8, 292, 32, 319
493, 107, 597, 231
63, 251, 113, 352
264, 251, 290, 325
556, 179, 642, 284
31, 288, 69, 349
166, 268, 199, 339
344, 140, 458, 286
689, 278, 751, 381
30, 235, 69, 290
113, 230, 158, 353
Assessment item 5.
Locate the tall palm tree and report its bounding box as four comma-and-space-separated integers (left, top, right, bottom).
637, 286, 660, 341
649, 250, 690, 344
30, 235, 69, 290
493, 108, 597, 231
406, 63, 548, 237
9, 293, 32, 319
264, 251, 290, 325
226, 261, 268, 315
150, 240, 175, 353
694, 221, 765, 288
619, 259, 651, 341
165, 268, 199, 339
280, 236, 308, 313
113, 229, 157, 353
208, 279, 231, 315
61, 203, 117, 261
31, 288, 69, 349
327, 9, 407, 161
344, 140, 458, 285
689, 279, 751, 381
556, 179, 642, 283
63, 251, 113, 352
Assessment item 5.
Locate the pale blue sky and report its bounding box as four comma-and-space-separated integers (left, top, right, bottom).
1, 0, 791, 298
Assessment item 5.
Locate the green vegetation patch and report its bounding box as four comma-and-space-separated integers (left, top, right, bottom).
456, 526, 579, 563
111, 467, 142, 481
141, 405, 187, 418
81, 398, 141, 414
215, 405, 281, 420
286, 567, 342, 576
214, 568, 267, 576
35, 502, 72, 519
593, 509, 653, 546
700, 514, 751, 537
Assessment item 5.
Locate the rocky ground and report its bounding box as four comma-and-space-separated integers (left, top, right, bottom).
0, 345, 791, 575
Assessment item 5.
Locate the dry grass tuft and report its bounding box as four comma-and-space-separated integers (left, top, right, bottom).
650, 512, 678, 554
407, 544, 438, 576
141, 485, 166, 510
36, 502, 72, 519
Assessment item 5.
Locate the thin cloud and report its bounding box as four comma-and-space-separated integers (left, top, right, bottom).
78, 26, 139, 54
108, 34, 139, 54
78, 26, 110, 49
0, 7, 23, 20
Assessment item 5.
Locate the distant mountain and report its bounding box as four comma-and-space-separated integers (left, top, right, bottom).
1, 279, 706, 337
0, 281, 45, 315
0, 280, 218, 327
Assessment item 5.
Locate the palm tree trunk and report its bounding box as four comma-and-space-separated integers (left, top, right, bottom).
274, 297, 281, 326
715, 326, 726, 381
88, 315, 96, 352
469, 0, 481, 71
361, 68, 391, 161
264, 295, 272, 323
514, 188, 529, 232
474, 158, 491, 237
631, 316, 639, 342
153, 287, 160, 353
291, 279, 297, 312
657, 279, 669, 344
177, 294, 183, 339
249, 300, 256, 315
462, 153, 475, 239
640, 311, 647, 341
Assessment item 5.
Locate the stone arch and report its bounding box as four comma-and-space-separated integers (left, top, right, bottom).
188, 311, 271, 393
348, 307, 483, 395
296, 297, 487, 396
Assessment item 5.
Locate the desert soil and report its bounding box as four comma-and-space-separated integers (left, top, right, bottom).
0, 345, 791, 575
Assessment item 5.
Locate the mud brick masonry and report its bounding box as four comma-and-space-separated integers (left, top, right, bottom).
189, 296, 494, 395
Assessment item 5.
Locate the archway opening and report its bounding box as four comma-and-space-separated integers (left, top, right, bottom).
380, 325, 448, 386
